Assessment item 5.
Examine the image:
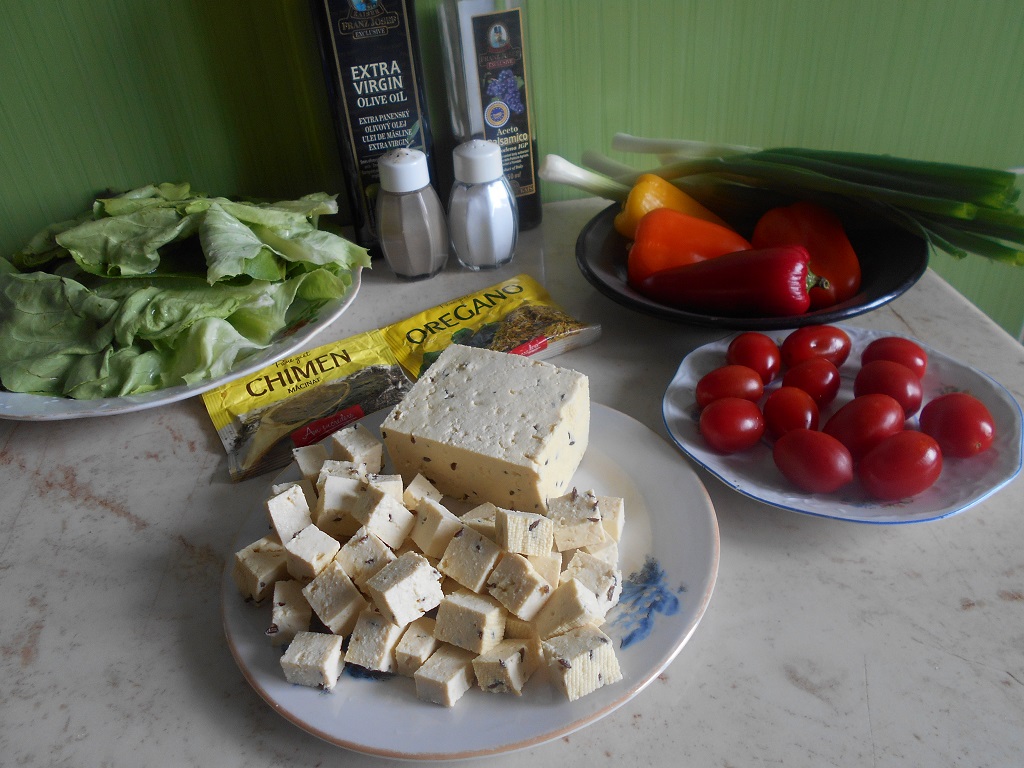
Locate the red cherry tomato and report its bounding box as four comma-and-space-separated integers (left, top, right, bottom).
773, 429, 854, 493
854, 360, 924, 417
919, 392, 996, 457
763, 386, 820, 441
699, 397, 766, 454
781, 357, 841, 407
780, 325, 852, 368
823, 393, 906, 461
695, 365, 764, 409
861, 336, 928, 379
858, 431, 943, 501
726, 332, 781, 385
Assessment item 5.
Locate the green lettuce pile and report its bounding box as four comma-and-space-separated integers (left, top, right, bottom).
0, 183, 370, 400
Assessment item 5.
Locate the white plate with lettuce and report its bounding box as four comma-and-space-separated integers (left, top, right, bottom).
0, 183, 369, 421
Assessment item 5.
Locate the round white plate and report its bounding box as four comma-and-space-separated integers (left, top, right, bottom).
663, 326, 1024, 524
0, 269, 361, 421
221, 403, 720, 760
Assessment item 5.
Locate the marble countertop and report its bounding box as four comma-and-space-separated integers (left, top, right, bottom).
2, 198, 1022, 767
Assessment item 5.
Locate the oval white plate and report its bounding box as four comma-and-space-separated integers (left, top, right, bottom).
663, 326, 1024, 524
221, 403, 720, 760
0, 269, 361, 421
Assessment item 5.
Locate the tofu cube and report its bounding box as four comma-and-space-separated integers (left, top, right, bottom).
365, 551, 444, 627
494, 507, 554, 556
534, 578, 603, 639
334, 527, 397, 591
403, 473, 443, 510
597, 495, 625, 541
344, 608, 404, 673
561, 551, 622, 617
270, 477, 316, 510
365, 472, 404, 502
280, 631, 345, 691
267, 579, 311, 647
349, 484, 415, 549
485, 553, 553, 621
582, 537, 619, 566
302, 560, 368, 636
380, 344, 590, 513
284, 524, 341, 580
546, 488, 606, 551
394, 616, 440, 677
233, 535, 287, 602
325, 422, 384, 473
314, 473, 365, 539
473, 638, 540, 696
527, 551, 563, 588
292, 444, 329, 485
541, 624, 622, 701
414, 644, 477, 707
434, 588, 506, 654
314, 459, 365, 495
266, 484, 313, 543
460, 502, 499, 541
410, 497, 463, 559
437, 525, 502, 592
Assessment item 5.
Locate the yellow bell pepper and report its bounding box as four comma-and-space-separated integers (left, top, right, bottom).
614, 173, 730, 239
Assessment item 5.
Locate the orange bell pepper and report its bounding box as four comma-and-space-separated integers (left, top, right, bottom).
626, 207, 752, 288
614, 173, 729, 239
751, 201, 861, 309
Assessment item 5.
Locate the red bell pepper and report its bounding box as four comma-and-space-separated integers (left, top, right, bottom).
751, 201, 861, 309
636, 246, 827, 317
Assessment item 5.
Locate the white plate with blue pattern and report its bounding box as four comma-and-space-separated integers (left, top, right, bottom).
221, 402, 720, 759
663, 326, 1024, 524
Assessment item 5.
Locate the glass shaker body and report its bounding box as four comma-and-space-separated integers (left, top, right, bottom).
448, 140, 518, 271
376, 148, 449, 280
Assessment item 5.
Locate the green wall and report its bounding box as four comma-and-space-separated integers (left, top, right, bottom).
2, 0, 1023, 337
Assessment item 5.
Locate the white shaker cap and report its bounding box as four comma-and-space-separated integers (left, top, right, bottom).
453, 140, 504, 184
378, 148, 431, 192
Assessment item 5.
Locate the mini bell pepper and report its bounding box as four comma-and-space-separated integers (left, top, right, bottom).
636, 245, 827, 317
627, 207, 752, 288
614, 173, 730, 238
751, 201, 861, 309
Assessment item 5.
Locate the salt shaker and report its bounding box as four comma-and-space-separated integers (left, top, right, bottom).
375, 148, 448, 280
448, 140, 518, 270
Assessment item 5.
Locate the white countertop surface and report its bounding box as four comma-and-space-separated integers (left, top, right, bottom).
2, 198, 1022, 766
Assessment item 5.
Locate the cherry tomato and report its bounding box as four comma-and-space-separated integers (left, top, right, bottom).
699, 397, 765, 454
919, 392, 996, 457
858, 431, 943, 501
695, 365, 764, 409
763, 386, 819, 441
780, 325, 852, 368
854, 360, 924, 417
781, 357, 841, 407
726, 332, 781, 385
773, 429, 854, 493
823, 393, 906, 461
861, 336, 928, 379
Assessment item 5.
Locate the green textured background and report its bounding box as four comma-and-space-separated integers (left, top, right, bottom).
2, 0, 1022, 337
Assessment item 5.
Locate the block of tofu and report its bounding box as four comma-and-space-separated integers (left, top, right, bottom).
314, 473, 365, 540
292, 444, 329, 485
582, 537, 619, 566
597, 495, 625, 541
541, 624, 622, 702
409, 497, 463, 559
437, 525, 502, 592
380, 344, 590, 513
266, 484, 313, 543
280, 631, 345, 691
270, 477, 316, 510
473, 638, 540, 696
302, 560, 368, 636
403, 473, 443, 510
561, 551, 622, 617
325, 422, 384, 473
233, 535, 287, 602
546, 488, 606, 551
349, 484, 415, 549
365, 551, 444, 627
527, 551, 563, 588
485, 553, 553, 621
344, 608, 404, 673
334, 527, 397, 591
284, 524, 341, 581
533, 577, 603, 639
494, 507, 554, 556
366, 472, 404, 502
268, 579, 312, 647
434, 588, 506, 654
314, 459, 365, 495
460, 503, 498, 541
394, 616, 440, 677
413, 644, 477, 707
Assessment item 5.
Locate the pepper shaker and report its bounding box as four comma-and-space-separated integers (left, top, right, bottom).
376, 148, 448, 280
448, 140, 518, 271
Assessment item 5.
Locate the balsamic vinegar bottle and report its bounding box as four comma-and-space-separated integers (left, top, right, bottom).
439, 0, 542, 230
